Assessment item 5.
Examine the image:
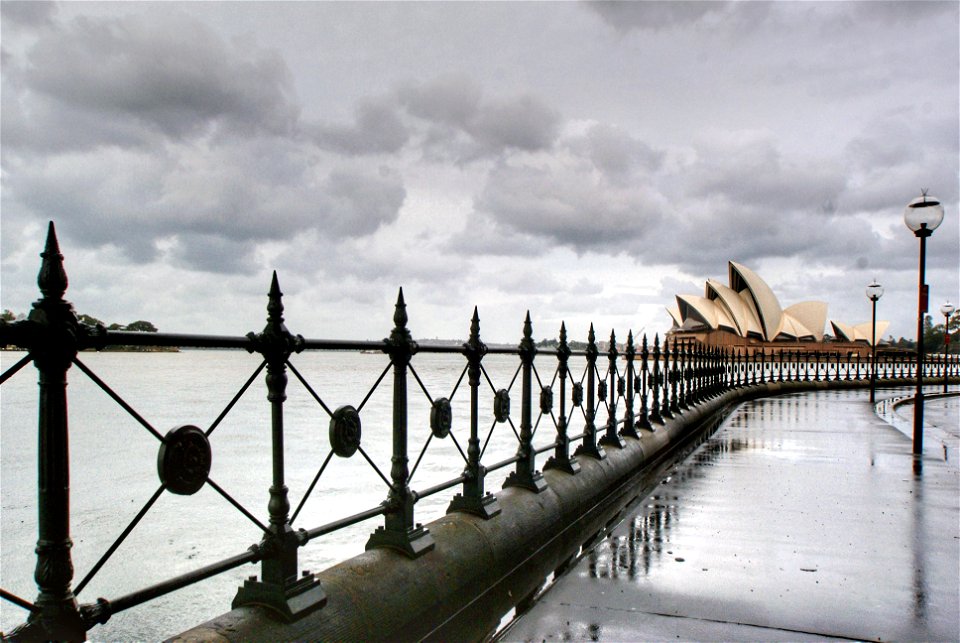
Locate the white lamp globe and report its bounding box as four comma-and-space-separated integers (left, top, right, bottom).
904, 193, 945, 233
865, 281, 884, 301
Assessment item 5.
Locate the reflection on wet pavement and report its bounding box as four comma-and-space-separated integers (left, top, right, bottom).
499, 388, 959, 642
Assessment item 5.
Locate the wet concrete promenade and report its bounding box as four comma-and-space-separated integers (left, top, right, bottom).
499, 388, 959, 642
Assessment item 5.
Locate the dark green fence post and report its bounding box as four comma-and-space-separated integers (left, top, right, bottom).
637, 334, 652, 428
575, 324, 605, 460
504, 312, 548, 493
677, 340, 689, 410
660, 338, 675, 418
546, 323, 581, 474
9, 224, 87, 641
234, 272, 326, 619
599, 330, 626, 448
620, 331, 640, 439
367, 289, 436, 555
649, 335, 664, 424
669, 339, 681, 414
449, 308, 501, 518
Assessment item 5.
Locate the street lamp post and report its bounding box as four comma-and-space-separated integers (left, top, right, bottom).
904, 191, 945, 466
866, 281, 883, 403
941, 301, 955, 393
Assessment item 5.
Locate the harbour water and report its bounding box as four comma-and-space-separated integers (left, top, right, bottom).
1, 348, 580, 640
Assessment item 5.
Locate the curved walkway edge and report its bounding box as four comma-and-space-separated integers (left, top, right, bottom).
170, 380, 959, 642
498, 388, 959, 642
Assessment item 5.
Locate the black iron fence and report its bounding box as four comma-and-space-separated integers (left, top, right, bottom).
1, 223, 957, 640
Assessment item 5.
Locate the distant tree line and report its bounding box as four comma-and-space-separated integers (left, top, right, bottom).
2, 309, 158, 333
882, 314, 959, 354
535, 337, 590, 351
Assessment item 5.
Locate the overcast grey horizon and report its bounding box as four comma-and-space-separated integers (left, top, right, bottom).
1, 1, 958, 345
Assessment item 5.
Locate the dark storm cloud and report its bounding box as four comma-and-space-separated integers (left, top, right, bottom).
6, 11, 298, 150
686, 133, 847, 213
398, 75, 561, 160
468, 94, 560, 153
474, 160, 664, 251
322, 167, 407, 236
308, 98, 409, 155
398, 75, 482, 129
566, 124, 664, 178
0, 0, 58, 27
589, 1, 728, 31
170, 234, 258, 275
850, 0, 958, 24
1, 9, 410, 274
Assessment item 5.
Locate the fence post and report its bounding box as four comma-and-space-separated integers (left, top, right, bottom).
712, 348, 719, 395
650, 335, 664, 424
234, 272, 326, 619
677, 340, 689, 410
637, 334, 652, 428
367, 289, 436, 555
726, 348, 734, 391
575, 324, 605, 460
620, 331, 641, 439
669, 339, 681, 414
660, 338, 675, 418
9, 223, 88, 640
504, 312, 548, 493
689, 342, 701, 404
448, 307, 500, 518
600, 330, 626, 448
545, 323, 581, 474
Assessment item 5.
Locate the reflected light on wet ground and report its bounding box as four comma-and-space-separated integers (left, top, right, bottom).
499, 388, 960, 642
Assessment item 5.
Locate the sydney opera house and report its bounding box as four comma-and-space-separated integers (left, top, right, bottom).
666, 262, 885, 355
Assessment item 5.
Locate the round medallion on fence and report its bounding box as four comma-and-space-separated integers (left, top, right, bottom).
330, 405, 362, 457
618, 376, 625, 397
572, 382, 583, 407
598, 381, 607, 401
540, 386, 553, 415
158, 425, 211, 496
494, 388, 510, 423
430, 397, 452, 438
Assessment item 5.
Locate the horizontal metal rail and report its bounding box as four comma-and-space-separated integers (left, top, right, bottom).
1, 222, 955, 641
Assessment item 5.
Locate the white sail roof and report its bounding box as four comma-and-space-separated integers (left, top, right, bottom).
667, 261, 848, 344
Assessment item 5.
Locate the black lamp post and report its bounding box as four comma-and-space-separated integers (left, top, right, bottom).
941, 301, 955, 393
866, 280, 883, 403
903, 191, 945, 465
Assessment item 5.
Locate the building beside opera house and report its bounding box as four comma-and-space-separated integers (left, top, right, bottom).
666, 261, 888, 356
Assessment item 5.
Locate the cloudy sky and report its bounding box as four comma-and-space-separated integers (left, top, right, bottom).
2, 1, 957, 345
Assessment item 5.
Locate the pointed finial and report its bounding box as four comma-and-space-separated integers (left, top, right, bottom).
557, 321, 570, 358
267, 271, 284, 323
588, 323, 595, 344
394, 287, 408, 329
38, 221, 68, 300
470, 306, 481, 341
523, 311, 532, 339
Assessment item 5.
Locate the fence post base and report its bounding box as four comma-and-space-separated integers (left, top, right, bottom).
232, 574, 326, 622
366, 523, 435, 559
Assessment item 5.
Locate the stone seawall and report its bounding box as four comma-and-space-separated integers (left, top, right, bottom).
170, 378, 946, 642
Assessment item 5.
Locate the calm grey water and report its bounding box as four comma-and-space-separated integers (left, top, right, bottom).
1, 349, 586, 640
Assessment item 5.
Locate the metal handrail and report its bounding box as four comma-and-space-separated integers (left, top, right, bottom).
0, 223, 955, 640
